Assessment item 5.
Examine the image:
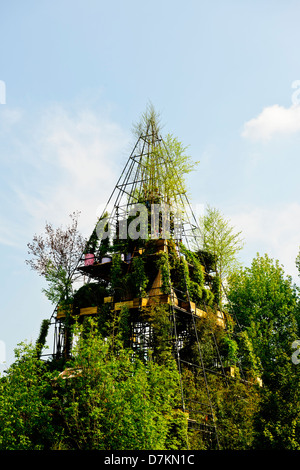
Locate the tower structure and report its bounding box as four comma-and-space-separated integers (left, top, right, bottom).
50, 111, 233, 449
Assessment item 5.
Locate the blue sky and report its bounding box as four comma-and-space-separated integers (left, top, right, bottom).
1, 0, 300, 370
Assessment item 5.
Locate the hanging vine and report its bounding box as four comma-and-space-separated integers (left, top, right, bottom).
156, 251, 171, 294
131, 256, 149, 297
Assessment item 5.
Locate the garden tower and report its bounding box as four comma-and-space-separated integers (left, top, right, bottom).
51, 108, 234, 449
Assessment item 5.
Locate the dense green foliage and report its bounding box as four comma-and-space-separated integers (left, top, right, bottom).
227, 254, 300, 449
0, 313, 262, 450
54, 321, 188, 450
18, 235, 300, 449
21, 223, 300, 450
12, 236, 300, 450
0, 343, 56, 449
0, 322, 188, 450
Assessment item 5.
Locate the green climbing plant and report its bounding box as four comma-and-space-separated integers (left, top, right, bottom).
156, 252, 171, 294
131, 256, 149, 297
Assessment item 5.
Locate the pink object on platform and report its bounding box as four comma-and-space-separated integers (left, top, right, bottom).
84, 253, 94, 266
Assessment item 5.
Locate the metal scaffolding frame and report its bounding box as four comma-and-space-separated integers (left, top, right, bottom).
49, 120, 235, 450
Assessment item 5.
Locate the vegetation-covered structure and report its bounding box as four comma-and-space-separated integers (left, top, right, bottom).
43, 107, 261, 449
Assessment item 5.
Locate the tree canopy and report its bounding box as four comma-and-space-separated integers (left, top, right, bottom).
227, 253, 300, 449
26, 211, 85, 305
198, 205, 244, 282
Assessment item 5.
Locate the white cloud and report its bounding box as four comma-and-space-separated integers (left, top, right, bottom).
228, 202, 300, 281
242, 104, 300, 142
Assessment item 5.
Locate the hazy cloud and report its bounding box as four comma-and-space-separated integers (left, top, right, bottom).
0, 107, 23, 134
1, 104, 130, 244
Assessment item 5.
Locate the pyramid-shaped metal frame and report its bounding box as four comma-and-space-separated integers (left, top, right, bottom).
51, 120, 228, 449
90, 124, 202, 257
